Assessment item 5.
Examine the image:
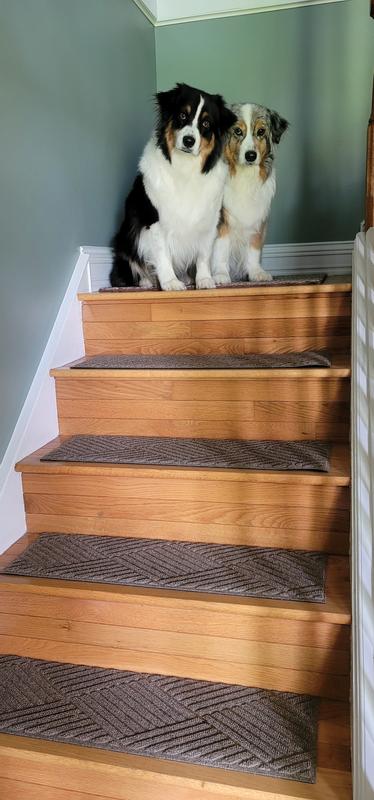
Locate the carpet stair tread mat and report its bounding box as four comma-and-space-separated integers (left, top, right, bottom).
72, 351, 331, 371
4, 534, 326, 603
0, 655, 319, 783
41, 436, 330, 471
99, 273, 327, 292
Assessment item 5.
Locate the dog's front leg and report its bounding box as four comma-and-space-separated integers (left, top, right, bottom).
211, 235, 231, 285
195, 232, 218, 290
139, 223, 186, 291
245, 226, 272, 282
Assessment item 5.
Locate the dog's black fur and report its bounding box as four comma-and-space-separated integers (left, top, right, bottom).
110, 84, 236, 288
111, 175, 159, 287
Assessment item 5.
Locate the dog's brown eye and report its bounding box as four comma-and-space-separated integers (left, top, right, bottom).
234, 127, 243, 137
257, 128, 266, 138
202, 119, 211, 129
179, 112, 187, 121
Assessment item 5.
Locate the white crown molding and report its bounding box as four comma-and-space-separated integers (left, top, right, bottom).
132, 0, 346, 26
131, 0, 157, 25
0, 249, 90, 555
83, 240, 353, 292
351, 228, 374, 800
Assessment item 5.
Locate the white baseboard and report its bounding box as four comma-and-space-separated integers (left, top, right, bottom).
82, 240, 353, 292
351, 228, 374, 800
0, 249, 90, 555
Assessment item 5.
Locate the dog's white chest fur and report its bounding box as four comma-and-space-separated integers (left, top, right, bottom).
224, 166, 276, 236
141, 139, 227, 251
211, 165, 276, 283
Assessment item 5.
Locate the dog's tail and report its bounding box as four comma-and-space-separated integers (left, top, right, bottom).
110, 251, 135, 287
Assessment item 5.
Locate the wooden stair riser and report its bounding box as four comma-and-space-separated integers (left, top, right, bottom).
0, 721, 352, 800
0, 634, 349, 701
54, 375, 350, 440
81, 292, 351, 355
0, 577, 350, 701
23, 472, 349, 554
22, 472, 350, 555
0, 584, 350, 637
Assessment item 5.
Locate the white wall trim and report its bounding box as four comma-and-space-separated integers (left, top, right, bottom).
131, 0, 157, 25
351, 228, 374, 800
0, 249, 90, 555
133, 0, 347, 26
82, 240, 353, 292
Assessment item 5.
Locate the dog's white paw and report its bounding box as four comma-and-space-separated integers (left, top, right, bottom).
196, 276, 216, 290
162, 278, 186, 291
139, 277, 154, 289
213, 272, 231, 286
249, 269, 273, 282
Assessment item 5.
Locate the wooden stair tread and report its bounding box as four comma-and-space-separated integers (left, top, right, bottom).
50, 351, 351, 379
0, 698, 351, 800
15, 438, 350, 485
0, 534, 351, 624
78, 277, 352, 302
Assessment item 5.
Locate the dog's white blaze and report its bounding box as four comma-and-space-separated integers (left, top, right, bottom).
175, 94, 204, 157
239, 103, 256, 165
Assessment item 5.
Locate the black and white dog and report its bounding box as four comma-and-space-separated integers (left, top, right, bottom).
110, 84, 236, 291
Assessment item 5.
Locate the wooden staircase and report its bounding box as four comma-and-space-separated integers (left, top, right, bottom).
0, 279, 352, 799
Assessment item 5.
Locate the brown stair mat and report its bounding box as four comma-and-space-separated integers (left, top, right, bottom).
0, 656, 318, 783
71, 351, 331, 370
99, 273, 327, 292
41, 436, 330, 471
4, 534, 326, 603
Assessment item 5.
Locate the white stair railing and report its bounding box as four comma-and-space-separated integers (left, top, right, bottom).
352, 227, 374, 800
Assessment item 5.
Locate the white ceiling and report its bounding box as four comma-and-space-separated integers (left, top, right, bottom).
134, 0, 346, 26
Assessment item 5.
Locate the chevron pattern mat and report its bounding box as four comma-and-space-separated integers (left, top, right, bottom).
41, 436, 330, 471
4, 534, 326, 602
0, 656, 318, 782
72, 351, 331, 371
99, 273, 327, 292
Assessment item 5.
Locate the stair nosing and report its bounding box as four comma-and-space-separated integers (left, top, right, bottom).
0, 731, 352, 800
15, 439, 351, 486
0, 574, 351, 623
78, 279, 352, 303
0, 530, 351, 626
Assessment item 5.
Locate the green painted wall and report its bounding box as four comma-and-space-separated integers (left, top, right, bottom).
156, 0, 373, 244
0, 0, 155, 460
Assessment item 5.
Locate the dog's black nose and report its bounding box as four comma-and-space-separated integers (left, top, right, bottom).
183, 135, 195, 149
245, 150, 257, 163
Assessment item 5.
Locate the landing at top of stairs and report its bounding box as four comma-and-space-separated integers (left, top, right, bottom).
79, 275, 352, 302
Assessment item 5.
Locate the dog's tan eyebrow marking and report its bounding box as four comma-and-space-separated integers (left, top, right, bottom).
234, 119, 247, 136
254, 117, 268, 133
224, 119, 247, 175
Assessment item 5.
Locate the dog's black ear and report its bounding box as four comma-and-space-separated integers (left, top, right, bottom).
156, 85, 181, 123
269, 110, 289, 144
214, 95, 237, 134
